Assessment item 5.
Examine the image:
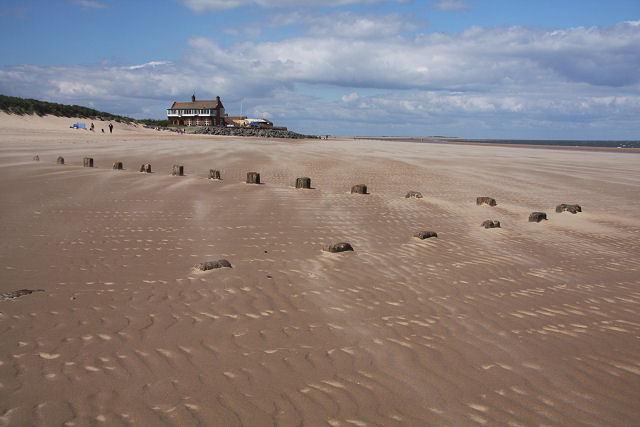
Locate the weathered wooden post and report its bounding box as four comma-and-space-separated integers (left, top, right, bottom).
193, 259, 232, 271
246, 172, 260, 184
139, 163, 151, 173
83, 157, 93, 167
414, 231, 438, 239
556, 204, 581, 214
322, 242, 354, 253
351, 184, 367, 194
481, 220, 501, 229
477, 197, 497, 206
172, 165, 184, 176
528, 212, 547, 222
295, 177, 311, 189
56, 156, 64, 165
209, 169, 221, 180
113, 161, 123, 170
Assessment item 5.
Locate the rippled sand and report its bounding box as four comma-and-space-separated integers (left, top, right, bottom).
1, 114, 639, 425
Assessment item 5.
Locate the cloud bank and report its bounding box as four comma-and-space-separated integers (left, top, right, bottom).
1, 19, 639, 138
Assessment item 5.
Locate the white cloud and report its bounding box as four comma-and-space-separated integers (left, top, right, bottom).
430, 0, 470, 11
182, 21, 640, 91
127, 61, 171, 70
180, 0, 397, 12
72, 0, 107, 9
270, 11, 418, 39
341, 92, 360, 103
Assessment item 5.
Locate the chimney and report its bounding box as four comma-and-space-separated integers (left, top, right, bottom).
192, 94, 196, 102
216, 96, 220, 103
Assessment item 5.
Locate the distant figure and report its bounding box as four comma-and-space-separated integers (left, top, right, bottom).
101, 128, 104, 133
90, 122, 94, 131
109, 123, 113, 134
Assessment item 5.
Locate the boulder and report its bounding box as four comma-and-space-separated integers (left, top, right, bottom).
405, 191, 423, 199
351, 184, 367, 194
172, 165, 184, 176
209, 169, 221, 180
414, 231, 437, 239
83, 157, 93, 167
481, 220, 501, 229
194, 259, 232, 271
246, 172, 260, 184
529, 212, 547, 222
296, 177, 311, 189
56, 156, 64, 165
113, 161, 123, 170
139, 163, 152, 173
556, 204, 581, 214
322, 242, 354, 253
477, 197, 497, 206
193, 126, 319, 139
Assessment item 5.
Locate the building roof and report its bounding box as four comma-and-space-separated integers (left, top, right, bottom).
170, 99, 223, 110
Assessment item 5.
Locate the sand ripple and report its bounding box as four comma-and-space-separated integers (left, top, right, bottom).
0, 131, 639, 425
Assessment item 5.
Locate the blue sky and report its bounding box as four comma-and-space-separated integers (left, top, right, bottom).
1, 0, 639, 139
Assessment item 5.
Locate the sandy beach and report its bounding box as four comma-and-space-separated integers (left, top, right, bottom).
1, 113, 639, 426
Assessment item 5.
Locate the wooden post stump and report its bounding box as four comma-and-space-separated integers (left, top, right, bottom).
481, 220, 501, 229
322, 242, 354, 253
528, 212, 547, 222
351, 184, 367, 194
113, 161, 123, 170
0, 288, 44, 300
139, 163, 151, 173
296, 177, 311, 189
83, 157, 93, 167
246, 172, 260, 184
56, 156, 64, 165
414, 231, 437, 239
209, 169, 221, 180
194, 259, 232, 271
477, 197, 497, 206
172, 165, 184, 176
556, 204, 581, 214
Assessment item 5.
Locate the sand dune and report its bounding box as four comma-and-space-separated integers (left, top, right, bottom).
1, 113, 639, 425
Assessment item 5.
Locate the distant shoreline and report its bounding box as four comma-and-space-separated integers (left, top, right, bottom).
353, 136, 640, 152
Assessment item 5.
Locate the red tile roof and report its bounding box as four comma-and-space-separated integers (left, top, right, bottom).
170, 99, 222, 109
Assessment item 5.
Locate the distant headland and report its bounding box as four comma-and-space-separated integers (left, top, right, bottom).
0, 94, 318, 139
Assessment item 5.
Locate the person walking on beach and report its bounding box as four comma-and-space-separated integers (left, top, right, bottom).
108, 123, 113, 134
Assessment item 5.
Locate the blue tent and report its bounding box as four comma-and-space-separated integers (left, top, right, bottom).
72, 123, 86, 129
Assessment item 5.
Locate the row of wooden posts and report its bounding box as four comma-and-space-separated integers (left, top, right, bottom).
52, 155, 580, 225
55, 156, 331, 190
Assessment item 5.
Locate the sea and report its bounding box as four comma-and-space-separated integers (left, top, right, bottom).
360, 137, 640, 149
